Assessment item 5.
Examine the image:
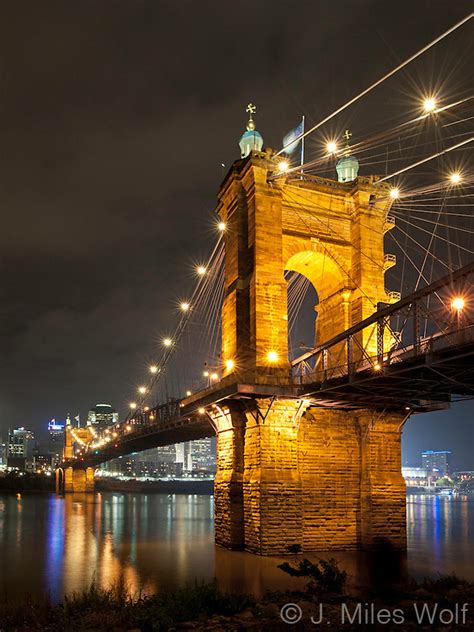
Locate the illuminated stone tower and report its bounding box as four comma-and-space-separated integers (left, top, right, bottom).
57, 424, 95, 493
213, 131, 407, 555
217, 144, 397, 379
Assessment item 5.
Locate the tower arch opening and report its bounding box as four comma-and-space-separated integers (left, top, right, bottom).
284, 248, 347, 365
286, 271, 318, 361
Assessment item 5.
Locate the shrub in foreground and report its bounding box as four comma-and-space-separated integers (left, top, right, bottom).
0, 580, 254, 631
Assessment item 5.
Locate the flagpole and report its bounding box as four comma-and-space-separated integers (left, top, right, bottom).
300, 115, 305, 171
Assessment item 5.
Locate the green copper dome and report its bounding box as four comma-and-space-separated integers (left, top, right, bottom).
336, 154, 359, 182
239, 129, 263, 158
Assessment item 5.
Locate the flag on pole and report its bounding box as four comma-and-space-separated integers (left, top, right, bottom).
282, 118, 304, 156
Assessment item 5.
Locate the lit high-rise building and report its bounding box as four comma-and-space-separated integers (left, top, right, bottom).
422, 450, 451, 479
156, 445, 176, 463
176, 442, 192, 473
7, 427, 35, 470
0, 438, 6, 469
87, 403, 118, 429
191, 438, 216, 474
48, 420, 65, 467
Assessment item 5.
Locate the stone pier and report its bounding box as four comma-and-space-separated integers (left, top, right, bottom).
215, 399, 407, 555
61, 466, 95, 493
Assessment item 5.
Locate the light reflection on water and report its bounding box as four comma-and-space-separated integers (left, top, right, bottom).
0, 492, 472, 602
407, 494, 474, 580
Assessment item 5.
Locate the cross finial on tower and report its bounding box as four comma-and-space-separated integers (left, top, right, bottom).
246, 103, 256, 118
245, 103, 257, 132
344, 129, 352, 143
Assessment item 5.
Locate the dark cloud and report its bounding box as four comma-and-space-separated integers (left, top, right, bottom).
0, 0, 472, 466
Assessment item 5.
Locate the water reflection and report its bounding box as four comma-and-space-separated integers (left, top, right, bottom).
0, 492, 472, 601
407, 495, 474, 580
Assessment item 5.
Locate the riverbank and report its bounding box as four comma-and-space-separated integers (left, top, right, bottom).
95, 476, 214, 494
1, 571, 473, 631
0, 472, 54, 493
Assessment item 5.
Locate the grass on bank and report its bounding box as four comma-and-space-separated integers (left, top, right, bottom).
0, 580, 254, 631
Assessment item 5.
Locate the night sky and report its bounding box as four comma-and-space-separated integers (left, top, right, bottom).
0, 2, 472, 467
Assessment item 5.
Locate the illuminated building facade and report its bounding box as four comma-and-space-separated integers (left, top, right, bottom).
100, 440, 215, 479
455, 471, 474, 481
87, 403, 118, 429
33, 453, 54, 473
402, 466, 428, 487
48, 420, 65, 467
422, 450, 451, 479
191, 438, 216, 474
0, 438, 6, 469
7, 427, 35, 470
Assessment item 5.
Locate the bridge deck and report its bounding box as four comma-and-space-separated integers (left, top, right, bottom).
64, 330, 474, 469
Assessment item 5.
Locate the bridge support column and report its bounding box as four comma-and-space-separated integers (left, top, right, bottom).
298, 407, 407, 552
359, 411, 407, 550
63, 466, 95, 493
214, 407, 245, 549
85, 467, 95, 492
298, 407, 362, 550
243, 399, 303, 554
215, 399, 407, 555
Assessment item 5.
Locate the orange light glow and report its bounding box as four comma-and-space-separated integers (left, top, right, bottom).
267, 350, 279, 363
451, 296, 465, 311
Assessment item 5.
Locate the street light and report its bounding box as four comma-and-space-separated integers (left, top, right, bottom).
451, 296, 465, 311
423, 97, 437, 113
326, 140, 337, 154
451, 296, 465, 330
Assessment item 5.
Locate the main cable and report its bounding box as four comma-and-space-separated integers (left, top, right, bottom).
275, 13, 473, 156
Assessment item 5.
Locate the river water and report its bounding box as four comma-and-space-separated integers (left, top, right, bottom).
0, 493, 472, 602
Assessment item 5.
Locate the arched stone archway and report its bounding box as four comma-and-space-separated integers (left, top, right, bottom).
284, 247, 349, 357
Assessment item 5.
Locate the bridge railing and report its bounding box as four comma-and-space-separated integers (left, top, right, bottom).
63, 398, 186, 464
131, 398, 182, 426
292, 261, 474, 384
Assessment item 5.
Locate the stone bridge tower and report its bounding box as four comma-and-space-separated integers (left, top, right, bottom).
56, 425, 95, 493
217, 147, 397, 377
213, 139, 408, 555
